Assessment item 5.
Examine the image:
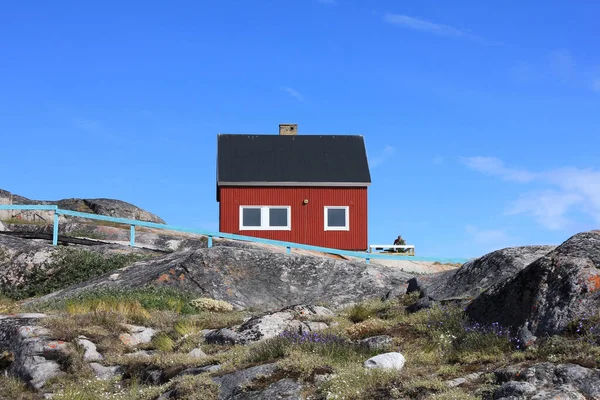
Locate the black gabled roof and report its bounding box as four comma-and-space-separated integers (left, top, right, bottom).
217, 134, 371, 190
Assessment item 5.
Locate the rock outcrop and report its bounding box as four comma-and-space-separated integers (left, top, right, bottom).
0, 235, 155, 296
493, 362, 600, 399
0, 314, 67, 389
404, 245, 555, 302
467, 231, 600, 336
31, 245, 413, 311
205, 304, 333, 345
0, 188, 165, 224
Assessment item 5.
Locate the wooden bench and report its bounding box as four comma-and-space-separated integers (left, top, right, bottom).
369, 244, 415, 256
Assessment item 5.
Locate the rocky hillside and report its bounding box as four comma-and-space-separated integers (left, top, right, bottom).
0, 233, 412, 311
1, 190, 599, 399
466, 230, 600, 336
0, 188, 165, 224
404, 245, 555, 302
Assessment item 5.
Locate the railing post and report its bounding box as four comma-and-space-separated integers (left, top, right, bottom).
52, 210, 59, 246
208, 236, 213, 248
130, 225, 135, 247
286, 246, 291, 254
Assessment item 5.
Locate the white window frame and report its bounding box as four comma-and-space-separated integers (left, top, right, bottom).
324, 206, 350, 231
239, 206, 291, 231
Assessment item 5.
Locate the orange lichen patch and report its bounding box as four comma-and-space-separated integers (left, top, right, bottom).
587, 274, 600, 292
169, 268, 176, 275
179, 274, 185, 281
119, 334, 133, 345
157, 274, 171, 282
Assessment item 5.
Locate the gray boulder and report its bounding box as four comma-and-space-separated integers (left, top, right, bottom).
212, 363, 279, 399
187, 348, 207, 358
494, 381, 537, 399
467, 231, 600, 336
238, 378, 304, 400
358, 335, 393, 351
493, 362, 600, 399
177, 364, 222, 377
234, 305, 333, 344
119, 324, 156, 347
0, 314, 68, 389
406, 245, 554, 302
32, 246, 413, 311
205, 328, 239, 345
89, 363, 123, 380
76, 337, 103, 361
206, 305, 333, 345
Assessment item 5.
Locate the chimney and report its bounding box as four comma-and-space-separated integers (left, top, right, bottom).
279, 124, 297, 136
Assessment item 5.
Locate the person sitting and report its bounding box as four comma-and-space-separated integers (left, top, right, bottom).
393, 235, 407, 253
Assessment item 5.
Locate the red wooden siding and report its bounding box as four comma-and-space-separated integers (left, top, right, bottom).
219, 187, 368, 251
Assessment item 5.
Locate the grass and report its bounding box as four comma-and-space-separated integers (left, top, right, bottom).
0, 376, 41, 400
29, 287, 196, 314
36, 288, 246, 346
4, 290, 600, 399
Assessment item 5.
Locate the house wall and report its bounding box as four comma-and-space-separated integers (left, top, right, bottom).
219, 187, 368, 251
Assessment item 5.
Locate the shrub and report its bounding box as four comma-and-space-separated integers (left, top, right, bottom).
65, 298, 151, 324
6, 248, 148, 299
43, 312, 126, 342
419, 304, 517, 357
189, 297, 234, 312
346, 318, 389, 340
277, 349, 331, 381
171, 374, 219, 400
151, 332, 176, 352
566, 311, 600, 344
246, 336, 291, 364
347, 304, 374, 323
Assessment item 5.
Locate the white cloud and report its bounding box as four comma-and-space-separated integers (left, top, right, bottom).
383, 13, 494, 44
506, 191, 583, 230
280, 86, 304, 102
369, 145, 396, 168
463, 156, 600, 230
384, 13, 467, 37
459, 156, 536, 183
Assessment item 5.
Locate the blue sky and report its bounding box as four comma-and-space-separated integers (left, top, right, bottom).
1, 1, 599, 258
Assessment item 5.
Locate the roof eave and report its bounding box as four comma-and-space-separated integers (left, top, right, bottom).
217, 181, 371, 187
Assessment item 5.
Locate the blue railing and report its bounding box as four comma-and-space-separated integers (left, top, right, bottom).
0, 205, 469, 264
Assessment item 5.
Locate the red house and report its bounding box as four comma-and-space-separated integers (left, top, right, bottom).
216, 124, 372, 251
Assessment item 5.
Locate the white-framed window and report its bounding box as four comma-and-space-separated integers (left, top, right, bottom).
239, 206, 291, 230
324, 206, 349, 231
